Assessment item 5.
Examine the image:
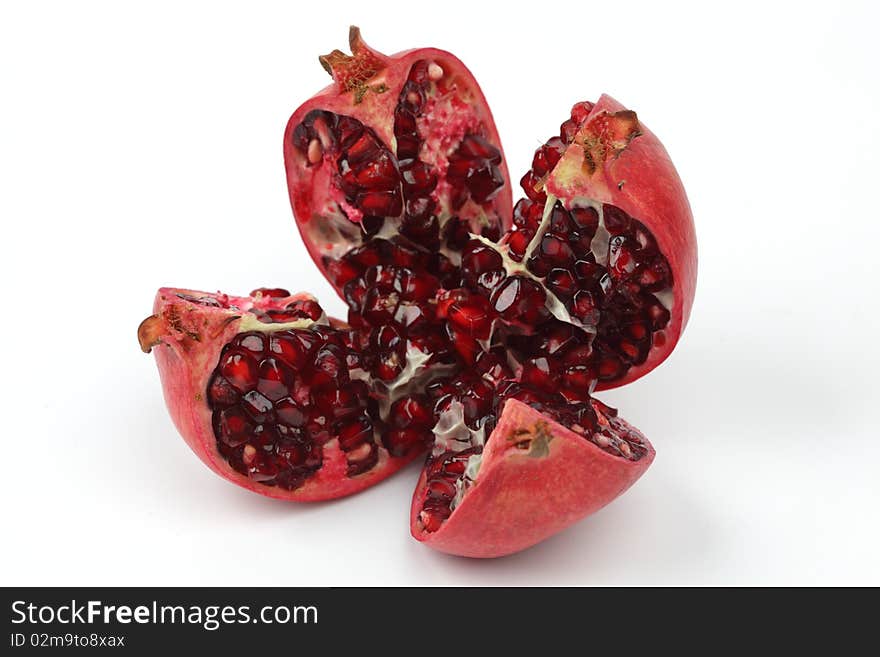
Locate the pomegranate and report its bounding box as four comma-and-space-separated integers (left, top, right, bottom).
137, 288, 433, 501
411, 398, 654, 558
140, 29, 696, 557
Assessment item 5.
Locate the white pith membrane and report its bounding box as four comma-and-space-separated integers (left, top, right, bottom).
174, 290, 330, 332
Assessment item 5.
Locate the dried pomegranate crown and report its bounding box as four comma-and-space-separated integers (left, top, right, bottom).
140, 28, 696, 558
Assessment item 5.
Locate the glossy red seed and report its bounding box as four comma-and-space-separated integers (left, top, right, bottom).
373, 350, 404, 381
236, 333, 266, 354
241, 390, 273, 423
220, 351, 258, 392
466, 164, 505, 203
356, 189, 403, 217
346, 443, 379, 476
384, 428, 428, 457
460, 135, 502, 162
275, 397, 306, 427
427, 477, 457, 500
208, 376, 239, 407
345, 133, 380, 167
257, 358, 295, 401
400, 160, 437, 194
337, 416, 373, 452
571, 290, 601, 324
389, 395, 433, 429
491, 276, 549, 326
270, 331, 315, 368
546, 268, 577, 299
506, 230, 532, 261
284, 299, 323, 321
521, 357, 555, 392
447, 294, 496, 340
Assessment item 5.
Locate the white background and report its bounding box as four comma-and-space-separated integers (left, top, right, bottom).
1, 0, 878, 586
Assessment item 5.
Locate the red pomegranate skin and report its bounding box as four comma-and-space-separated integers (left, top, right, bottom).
282, 28, 512, 295
546, 95, 697, 390
410, 399, 655, 558
139, 288, 422, 501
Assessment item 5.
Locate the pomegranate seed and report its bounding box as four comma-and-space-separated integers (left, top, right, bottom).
275, 397, 306, 427
389, 395, 433, 428
396, 135, 421, 159
209, 377, 240, 407
445, 324, 481, 365
394, 107, 417, 135
447, 294, 496, 340
345, 133, 380, 166
257, 358, 296, 401
571, 290, 600, 324
346, 443, 379, 476
462, 241, 503, 284
456, 134, 502, 163
307, 138, 323, 164
236, 332, 266, 354
546, 268, 577, 299
506, 230, 532, 261
570, 206, 599, 235
352, 154, 399, 187
427, 478, 457, 500
220, 350, 258, 392
419, 509, 447, 533
241, 390, 273, 423
374, 350, 404, 381
283, 299, 323, 321
356, 189, 403, 216
337, 416, 373, 452
384, 428, 429, 457
603, 204, 630, 232
400, 159, 438, 194
521, 358, 555, 392
491, 276, 550, 326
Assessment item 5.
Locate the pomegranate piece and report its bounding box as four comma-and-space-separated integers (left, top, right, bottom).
138, 288, 428, 501
284, 27, 512, 296
411, 398, 654, 558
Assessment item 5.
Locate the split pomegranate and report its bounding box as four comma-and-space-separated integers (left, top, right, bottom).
141, 29, 696, 557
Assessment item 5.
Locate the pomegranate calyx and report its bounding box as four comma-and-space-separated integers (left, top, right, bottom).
318, 26, 390, 99
137, 314, 164, 353
579, 110, 642, 175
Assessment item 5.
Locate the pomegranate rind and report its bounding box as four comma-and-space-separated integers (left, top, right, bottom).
410, 399, 655, 558
283, 35, 512, 295
547, 95, 697, 390
144, 287, 422, 502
